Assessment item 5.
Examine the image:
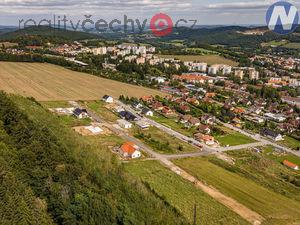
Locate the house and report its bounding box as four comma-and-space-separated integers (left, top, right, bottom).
194, 133, 215, 146
132, 102, 143, 110
198, 125, 211, 134
114, 106, 125, 113
119, 142, 141, 159
141, 108, 154, 117
260, 128, 284, 141
141, 95, 154, 103
188, 117, 201, 127
283, 160, 299, 170
152, 102, 164, 111
102, 95, 114, 103
232, 117, 242, 128
117, 119, 133, 129
186, 97, 200, 106
119, 111, 137, 121
179, 104, 191, 113
201, 115, 215, 125
73, 108, 89, 119
162, 106, 175, 116
136, 121, 150, 130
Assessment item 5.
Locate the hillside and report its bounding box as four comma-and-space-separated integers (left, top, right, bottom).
0, 91, 189, 224
0, 26, 100, 41
0, 62, 164, 101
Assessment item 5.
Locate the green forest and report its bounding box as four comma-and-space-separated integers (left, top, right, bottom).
0, 92, 188, 225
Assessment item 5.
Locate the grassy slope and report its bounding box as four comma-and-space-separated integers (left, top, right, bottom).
174, 157, 300, 225
125, 160, 249, 225
4, 94, 189, 225
225, 148, 300, 201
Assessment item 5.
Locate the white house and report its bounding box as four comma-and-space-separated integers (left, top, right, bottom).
117, 119, 132, 129
73, 108, 89, 119
141, 108, 154, 117
102, 95, 114, 103
119, 142, 141, 159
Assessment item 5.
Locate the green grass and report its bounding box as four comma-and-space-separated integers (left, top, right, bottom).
174, 157, 300, 225
131, 126, 199, 154
157, 54, 238, 66
214, 126, 256, 146
283, 42, 300, 49
41, 101, 72, 108
280, 136, 300, 150
225, 148, 300, 201
261, 40, 289, 47
85, 100, 119, 122
125, 160, 249, 225
151, 113, 196, 137
262, 146, 300, 167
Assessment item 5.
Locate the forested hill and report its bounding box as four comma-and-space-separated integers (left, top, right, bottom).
0, 26, 100, 41
0, 92, 188, 225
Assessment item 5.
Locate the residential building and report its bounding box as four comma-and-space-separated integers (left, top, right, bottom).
119, 142, 141, 159
283, 160, 299, 170
102, 95, 114, 103
73, 108, 89, 119
92, 47, 107, 55
260, 128, 284, 141
141, 108, 154, 117
117, 119, 133, 129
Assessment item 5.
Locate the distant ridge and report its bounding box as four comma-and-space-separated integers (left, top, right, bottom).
0, 26, 101, 41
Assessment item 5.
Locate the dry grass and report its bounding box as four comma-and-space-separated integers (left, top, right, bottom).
0, 62, 164, 101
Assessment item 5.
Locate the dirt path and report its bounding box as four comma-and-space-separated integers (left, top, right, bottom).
165, 161, 265, 225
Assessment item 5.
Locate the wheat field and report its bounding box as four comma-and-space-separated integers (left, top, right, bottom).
0, 62, 163, 101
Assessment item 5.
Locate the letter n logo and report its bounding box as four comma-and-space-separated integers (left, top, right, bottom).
266, 1, 299, 35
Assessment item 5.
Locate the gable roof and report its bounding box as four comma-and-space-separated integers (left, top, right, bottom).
73, 108, 87, 116
121, 142, 139, 155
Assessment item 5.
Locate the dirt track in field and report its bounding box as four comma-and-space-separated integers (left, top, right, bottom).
0, 62, 163, 101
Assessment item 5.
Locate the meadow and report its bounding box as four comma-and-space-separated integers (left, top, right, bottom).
0, 62, 163, 101
174, 157, 300, 225
158, 54, 238, 66
125, 160, 249, 225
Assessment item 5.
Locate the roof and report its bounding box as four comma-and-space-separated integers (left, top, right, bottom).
73, 108, 87, 116
283, 160, 299, 169
142, 108, 152, 114
121, 142, 139, 155
261, 128, 280, 138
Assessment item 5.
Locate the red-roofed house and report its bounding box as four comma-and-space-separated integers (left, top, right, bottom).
283, 160, 299, 170
119, 142, 141, 159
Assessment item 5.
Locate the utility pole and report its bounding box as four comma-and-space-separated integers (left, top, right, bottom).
193, 203, 197, 225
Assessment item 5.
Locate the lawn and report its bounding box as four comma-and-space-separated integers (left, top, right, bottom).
125, 160, 249, 225
280, 136, 300, 151
174, 157, 300, 225
85, 100, 119, 122
261, 40, 289, 47
0, 62, 164, 101
214, 126, 256, 146
157, 54, 238, 66
151, 113, 196, 137
131, 126, 199, 154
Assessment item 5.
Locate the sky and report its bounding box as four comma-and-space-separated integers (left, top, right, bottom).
0, 0, 299, 26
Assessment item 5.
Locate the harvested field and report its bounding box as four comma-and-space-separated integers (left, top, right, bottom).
0, 62, 164, 101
